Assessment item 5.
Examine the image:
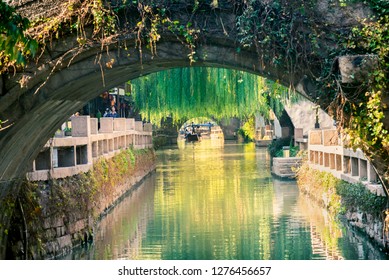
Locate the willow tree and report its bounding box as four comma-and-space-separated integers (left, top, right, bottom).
130, 67, 297, 124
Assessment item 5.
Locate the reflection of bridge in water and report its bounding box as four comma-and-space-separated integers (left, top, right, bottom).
309, 225, 344, 260
296, 193, 345, 260
298, 192, 386, 260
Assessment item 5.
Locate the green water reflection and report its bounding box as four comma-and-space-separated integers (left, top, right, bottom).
72, 141, 387, 260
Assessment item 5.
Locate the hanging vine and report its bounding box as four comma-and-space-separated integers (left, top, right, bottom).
130, 67, 297, 124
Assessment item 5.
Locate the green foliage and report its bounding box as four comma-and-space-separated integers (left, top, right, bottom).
268, 138, 289, 157
238, 115, 255, 142
90, 0, 117, 36
153, 136, 168, 150
297, 164, 387, 217
336, 181, 387, 215
343, 13, 389, 179
354, 0, 389, 17
296, 164, 344, 215
268, 138, 299, 157
0, 1, 38, 72
126, 148, 136, 165
164, 19, 199, 63
7, 181, 43, 259
131, 67, 294, 124
234, 0, 389, 183
0, 0, 119, 75
236, 0, 324, 76
32, 0, 117, 44
289, 145, 300, 157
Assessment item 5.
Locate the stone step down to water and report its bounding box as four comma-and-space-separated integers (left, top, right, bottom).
272, 157, 302, 178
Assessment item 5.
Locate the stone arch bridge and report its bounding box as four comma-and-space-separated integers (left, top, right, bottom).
0, 0, 384, 258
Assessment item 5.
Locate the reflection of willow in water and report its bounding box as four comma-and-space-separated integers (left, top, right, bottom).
296, 195, 344, 260
146, 142, 275, 259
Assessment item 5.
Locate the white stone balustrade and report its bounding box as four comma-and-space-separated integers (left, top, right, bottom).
27, 116, 153, 181
71, 116, 90, 137
308, 128, 385, 196
135, 121, 143, 131
99, 117, 114, 133
126, 118, 135, 131
90, 118, 98, 134
144, 123, 153, 132
114, 118, 126, 131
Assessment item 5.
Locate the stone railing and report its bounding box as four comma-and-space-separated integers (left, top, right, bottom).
27, 116, 153, 181
308, 129, 385, 196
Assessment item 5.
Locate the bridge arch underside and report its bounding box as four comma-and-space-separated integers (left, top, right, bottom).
0, 37, 314, 181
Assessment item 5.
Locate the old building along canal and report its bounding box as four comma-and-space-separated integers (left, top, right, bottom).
64, 141, 388, 260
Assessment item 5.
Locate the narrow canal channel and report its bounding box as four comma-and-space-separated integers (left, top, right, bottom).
65, 141, 387, 260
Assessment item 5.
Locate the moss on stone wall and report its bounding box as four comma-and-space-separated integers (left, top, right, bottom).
297, 163, 387, 216
296, 163, 342, 215
296, 162, 388, 250
6, 147, 155, 259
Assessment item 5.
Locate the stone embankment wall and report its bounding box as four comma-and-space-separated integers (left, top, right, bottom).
344, 211, 385, 246
296, 163, 388, 251
7, 148, 156, 259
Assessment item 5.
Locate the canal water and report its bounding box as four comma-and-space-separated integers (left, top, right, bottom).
67, 141, 388, 260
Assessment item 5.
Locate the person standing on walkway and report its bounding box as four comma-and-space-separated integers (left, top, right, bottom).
96, 110, 102, 130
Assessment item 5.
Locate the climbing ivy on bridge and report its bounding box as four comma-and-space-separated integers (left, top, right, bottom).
340, 5, 389, 182
0, 2, 38, 73
344, 2, 389, 181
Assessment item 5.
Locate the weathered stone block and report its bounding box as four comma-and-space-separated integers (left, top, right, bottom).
71, 116, 90, 137
56, 227, 62, 237
294, 128, 303, 139
100, 118, 114, 133
338, 55, 378, 84
272, 157, 302, 178
323, 129, 339, 146
68, 219, 86, 234
309, 130, 322, 145
43, 217, 64, 229
135, 121, 143, 131
90, 118, 98, 134
57, 235, 72, 250
113, 118, 126, 131
126, 118, 135, 130
143, 123, 152, 132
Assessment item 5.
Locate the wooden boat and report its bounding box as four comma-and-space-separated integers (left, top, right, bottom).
185, 133, 201, 142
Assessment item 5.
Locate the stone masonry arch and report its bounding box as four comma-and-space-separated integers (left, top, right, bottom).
0, 0, 373, 181
0, 0, 378, 258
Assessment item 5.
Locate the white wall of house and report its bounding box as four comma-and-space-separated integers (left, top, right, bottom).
284, 100, 335, 135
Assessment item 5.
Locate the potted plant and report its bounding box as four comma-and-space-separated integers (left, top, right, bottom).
64, 127, 72, 136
